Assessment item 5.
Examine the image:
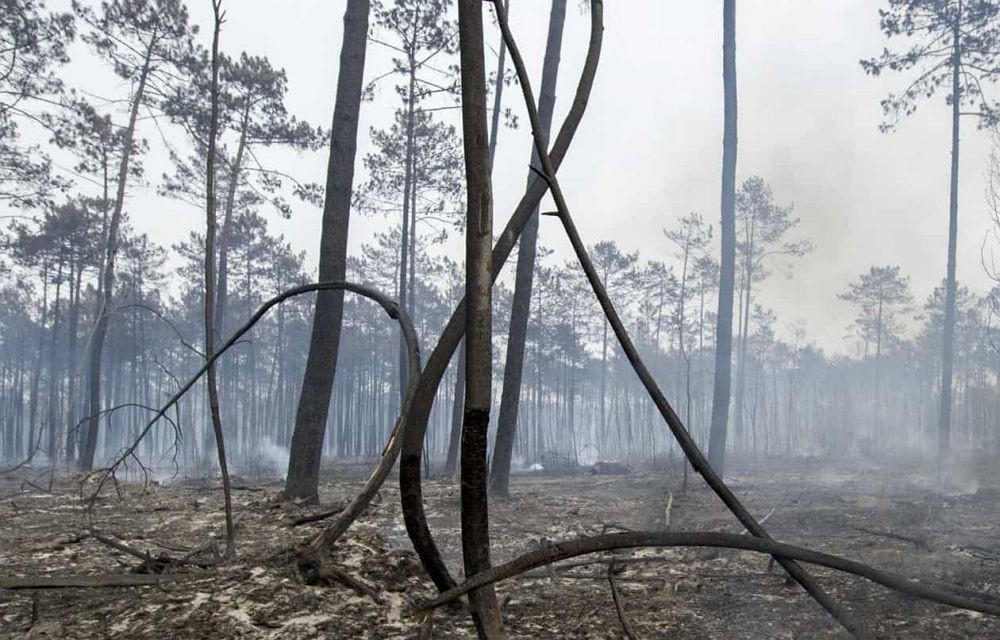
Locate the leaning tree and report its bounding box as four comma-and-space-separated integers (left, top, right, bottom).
74, 0, 196, 471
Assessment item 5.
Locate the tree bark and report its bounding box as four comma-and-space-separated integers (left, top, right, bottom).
457, 0, 502, 635
283, 0, 371, 502
490, 0, 566, 498
707, 0, 737, 477
939, 0, 961, 457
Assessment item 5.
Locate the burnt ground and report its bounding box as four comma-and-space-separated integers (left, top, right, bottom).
1, 454, 999, 639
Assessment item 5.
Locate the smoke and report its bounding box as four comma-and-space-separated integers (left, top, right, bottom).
939, 459, 981, 497
243, 437, 289, 478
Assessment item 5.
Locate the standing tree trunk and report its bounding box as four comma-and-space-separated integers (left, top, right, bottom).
397, 16, 419, 411
79, 32, 156, 471
204, 0, 235, 558
284, 0, 371, 502
939, 2, 961, 458
213, 104, 249, 355
447, 0, 511, 477
63, 262, 83, 463
707, 0, 737, 477
458, 0, 502, 635
444, 337, 465, 474
732, 263, 753, 442
489, 0, 565, 497
487, 0, 509, 165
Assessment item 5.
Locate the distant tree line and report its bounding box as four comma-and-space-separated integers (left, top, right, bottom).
2, 0, 1000, 484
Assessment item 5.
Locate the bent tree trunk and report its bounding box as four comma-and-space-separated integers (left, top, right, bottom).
284, 0, 371, 502
707, 0, 737, 478
490, 0, 567, 497
79, 35, 156, 471
457, 0, 502, 636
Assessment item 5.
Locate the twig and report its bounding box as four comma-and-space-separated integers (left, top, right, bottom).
90, 529, 154, 563
2, 425, 45, 474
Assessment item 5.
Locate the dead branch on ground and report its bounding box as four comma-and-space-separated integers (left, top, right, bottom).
608, 559, 640, 640
0, 574, 177, 590
852, 525, 931, 551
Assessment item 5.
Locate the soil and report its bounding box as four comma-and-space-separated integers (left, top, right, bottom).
1, 453, 999, 639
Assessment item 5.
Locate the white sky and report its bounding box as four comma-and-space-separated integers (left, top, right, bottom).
39, 0, 1000, 355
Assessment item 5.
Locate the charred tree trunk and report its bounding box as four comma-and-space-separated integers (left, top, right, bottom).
447, 0, 511, 478
204, 1, 235, 558
284, 0, 371, 502
707, 0, 737, 477
458, 0, 502, 635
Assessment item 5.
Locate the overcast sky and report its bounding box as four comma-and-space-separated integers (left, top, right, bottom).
50, 0, 1000, 355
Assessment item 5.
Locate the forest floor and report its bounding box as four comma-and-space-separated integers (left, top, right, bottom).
1, 453, 1000, 639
